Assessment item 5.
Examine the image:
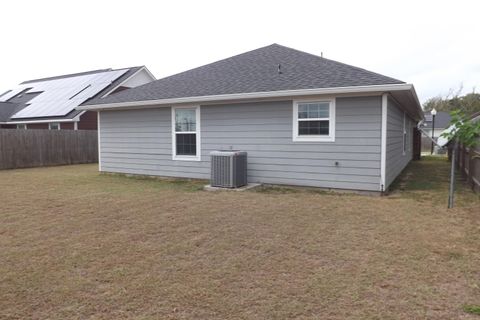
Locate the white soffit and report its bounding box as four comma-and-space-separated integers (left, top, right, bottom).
2, 69, 128, 119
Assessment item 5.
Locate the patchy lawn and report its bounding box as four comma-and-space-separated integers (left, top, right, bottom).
0, 158, 479, 319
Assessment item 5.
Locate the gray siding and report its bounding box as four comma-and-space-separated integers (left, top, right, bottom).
385, 97, 414, 188
99, 96, 383, 191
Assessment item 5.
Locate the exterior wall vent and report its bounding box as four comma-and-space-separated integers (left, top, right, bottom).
210, 151, 247, 188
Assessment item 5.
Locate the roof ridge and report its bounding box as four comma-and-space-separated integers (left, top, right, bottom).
20, 66, 139, 85
83, 44, 407, 107
89, 46, 279, 100
272, 43, 404, 84
152, 44, 278, 80
21, 69, 112, 84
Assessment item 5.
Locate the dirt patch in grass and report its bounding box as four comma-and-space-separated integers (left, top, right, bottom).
0, 160, 479, 319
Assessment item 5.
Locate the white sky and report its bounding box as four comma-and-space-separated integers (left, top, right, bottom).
0, 0, 478, 104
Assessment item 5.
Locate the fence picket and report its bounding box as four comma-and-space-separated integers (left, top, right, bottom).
0, 129, 98, 170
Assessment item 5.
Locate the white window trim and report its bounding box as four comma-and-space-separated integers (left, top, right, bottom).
171, 105, 201, 161
402, 112, 406, 156
16, 124, 27, 130
292, 98, 336, 142
49, 122, 61, 130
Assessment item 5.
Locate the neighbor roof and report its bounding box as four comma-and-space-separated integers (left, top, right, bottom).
86, 44, 405, 106
0, 102, 24, 122
422, 111, 451, 129
0, 66, 143, 122
20, 69, 114, 85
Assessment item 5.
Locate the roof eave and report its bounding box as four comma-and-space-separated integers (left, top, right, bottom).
2, 113, 83, 124
77, 83, 421, 114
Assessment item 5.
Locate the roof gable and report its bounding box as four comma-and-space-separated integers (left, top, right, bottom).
86, 44, 404, 106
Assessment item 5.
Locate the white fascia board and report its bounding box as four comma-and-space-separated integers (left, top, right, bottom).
5, 114, 82, 124
142, 66, 157, 80
77, 83, 416, 111
407, 85, 424, 121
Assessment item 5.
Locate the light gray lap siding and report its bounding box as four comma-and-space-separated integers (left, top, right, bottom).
385, 97, 414, 189
99, 96, 382, 191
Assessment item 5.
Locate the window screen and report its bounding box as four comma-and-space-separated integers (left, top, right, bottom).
174, 108, 198, 158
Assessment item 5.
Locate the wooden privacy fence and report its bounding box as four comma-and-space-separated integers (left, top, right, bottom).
0, 129, 98, 170
413, 127, 421, 160
456, 141, 480, 193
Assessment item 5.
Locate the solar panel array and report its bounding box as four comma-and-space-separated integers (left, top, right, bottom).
0, 69, 128, 119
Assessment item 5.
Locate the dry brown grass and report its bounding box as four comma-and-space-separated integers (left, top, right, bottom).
0, 158, 479, 319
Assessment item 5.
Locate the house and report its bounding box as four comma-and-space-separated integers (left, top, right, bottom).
0, 66, 155, 130
420, 110, 451, 139
78, 44, 423, 192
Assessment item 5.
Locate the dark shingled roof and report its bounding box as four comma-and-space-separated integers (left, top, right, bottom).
0, 67, 143, 122
86, 44, 404, 106
422, 111, 451, 129
0, 102, 25, 122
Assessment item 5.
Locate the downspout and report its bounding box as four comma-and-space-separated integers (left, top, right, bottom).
380, 93, 388, 192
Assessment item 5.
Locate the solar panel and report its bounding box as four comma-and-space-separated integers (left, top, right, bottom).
5, 69, 128, 119
0, 88, 28, 102
0, 90, 12, 99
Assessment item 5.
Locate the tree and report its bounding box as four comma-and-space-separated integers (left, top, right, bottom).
423, 87, 480, 116
441, 110, 480, 208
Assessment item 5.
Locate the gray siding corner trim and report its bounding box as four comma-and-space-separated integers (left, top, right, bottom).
380, 94, 388, 191
98, 96, 384, 191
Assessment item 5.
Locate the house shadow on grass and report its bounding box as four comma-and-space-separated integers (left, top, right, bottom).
390, 156, 451, 192
388, 156, 480, 205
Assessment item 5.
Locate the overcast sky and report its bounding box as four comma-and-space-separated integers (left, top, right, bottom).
0, 0, 478, 104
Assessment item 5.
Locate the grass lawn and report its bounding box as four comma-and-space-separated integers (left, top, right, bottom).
0, 157, 479, 319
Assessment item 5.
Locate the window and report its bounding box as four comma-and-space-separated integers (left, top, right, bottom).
49, 123, 60, 130
172, 106, 200, 160
16, 124, 27, 130
293, 99, 335, 142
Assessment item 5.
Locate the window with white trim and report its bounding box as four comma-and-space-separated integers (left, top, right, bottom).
16, 124, 27, 130
49, 122, 60, 130
293, 99, 335, 142
172, 106, 201, 161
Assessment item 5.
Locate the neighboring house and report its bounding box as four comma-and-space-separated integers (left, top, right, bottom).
420, 111, 451, 139
78, 44, 423, 192
0, 66, 155, 130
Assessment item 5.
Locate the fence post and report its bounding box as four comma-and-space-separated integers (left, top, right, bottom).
448, 141, 457, 208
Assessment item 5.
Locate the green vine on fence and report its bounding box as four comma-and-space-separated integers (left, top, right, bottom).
441, 110, 480, 147
441, 110, 480, 208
